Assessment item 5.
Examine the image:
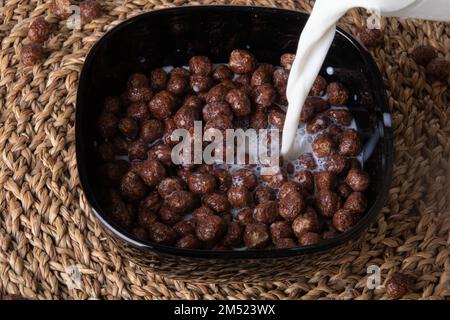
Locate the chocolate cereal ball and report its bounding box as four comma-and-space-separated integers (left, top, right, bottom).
275, 238, 297, 248
148, 222, 177, 245
103, 96, 121, 114
165, 190, 196, 214
97, 112, 118, 138
195, 215, 226, 242
250, 110, 268, 130
426, 58, 450, 82
279, 191, 305, 221
307, 114, 330, 134
298, 153, 317, 170
251, 64, 274, 87
345, 168, 370, 192
189, 56, 213, 76
327, 109, 353, 126
203, 193, 230, 213
324, 154, 347, 174
273, 68, 289, 88
244, 223, 270, 249
226, 88, 252, 117
212, 65, 233, 82
159, 204, 182, 225
333, 208, 358, 232
411, 45, 437, 66
147, 144, 173, 167
140, 191, 162, 213
268, 108, 286, 129
223, 222, 243, 247
173, 104, 200, 129
253, 201, 278, 224
254, 185, 276, 204
173, 220, 195, 236
190, 74, 212, 93
339, 128, 362, 156
140, 119, 164, 143
192, 205, 214, 222
120, 171, 147, 201
315, 190, 341, 217
270, 221, 294, 243
150, 68, 168, 92
28, 17, 51, 44
301, 97, 330, 123
229, 49, 256, 74
357, 27, 384, 47
188, 173, 217, 194
202, 102, 233, 122
127, 85, 152, 103
312, 134, 335, 158
343, 192, 367, 214
252, 83, 277, 108
50, 0, 71, 19
338, 183, 353, 199
278, 182, 302, 199
235, 208, 254, 225
280, 53, 295, 69
326, 82, 349, 106
298, 232, 321, 246
137, 159, 166, 186
20, 43, 44, 66
315, 171, 336, 191
149, 90, 176, 119
232, 169, 258, 190
167, 74, 188, 95
80, 0, 101, 22
176, 234, 202, 249
227, 186, 252, 208
118, 117, 138, 139
157, 177, 185, 199
385, 273, 413, 299
107, 189, 133, 228
292, 210, 320, 238
212, 168, 232, 193
126, 101, 149, 121
310, 75, 327, 96
295, 171, 314, 192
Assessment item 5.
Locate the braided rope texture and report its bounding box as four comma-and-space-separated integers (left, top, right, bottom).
0, 0, 449, 300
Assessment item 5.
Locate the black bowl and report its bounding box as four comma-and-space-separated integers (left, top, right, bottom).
76, 5, 393, 281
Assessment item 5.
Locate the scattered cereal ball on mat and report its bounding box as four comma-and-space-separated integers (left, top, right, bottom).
280, 53, 295, 70
229, 49, 256, 74
411, 45, 437, 66
80, 0, 101, 22
28, 17, 51, 44
50, 0, 71, 19
385, 273, 413, 299
425, 58, 450, 82
20, 43, 43, 66
357, 27, 384, 47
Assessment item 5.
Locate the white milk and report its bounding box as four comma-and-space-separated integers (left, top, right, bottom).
281, 0, 450, 160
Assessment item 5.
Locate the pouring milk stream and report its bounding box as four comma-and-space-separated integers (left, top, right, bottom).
281, 0, 450, 160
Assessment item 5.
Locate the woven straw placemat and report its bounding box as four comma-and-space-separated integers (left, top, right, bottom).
0, 0, 449, 300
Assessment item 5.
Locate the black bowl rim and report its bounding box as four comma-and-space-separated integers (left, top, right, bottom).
76, 5, 394, 259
